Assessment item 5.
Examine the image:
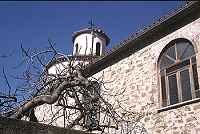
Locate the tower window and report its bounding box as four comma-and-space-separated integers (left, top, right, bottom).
158, 38, 199, 107
96, 42, 101, 56
75, 43, 79, 54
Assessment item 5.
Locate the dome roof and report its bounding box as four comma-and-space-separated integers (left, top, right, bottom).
72, 27, 110, 46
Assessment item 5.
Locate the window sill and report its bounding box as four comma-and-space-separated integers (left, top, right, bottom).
157, 98, 200, 113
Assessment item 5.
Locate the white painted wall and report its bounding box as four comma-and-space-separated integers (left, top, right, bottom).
73, 33, 107, 56
48, 61, 69, 75
48, 60, 90, 75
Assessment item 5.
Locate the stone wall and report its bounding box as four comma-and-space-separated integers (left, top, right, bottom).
92, 18, 200, 134
34, 15, 200, 134
0, 117, 87, 134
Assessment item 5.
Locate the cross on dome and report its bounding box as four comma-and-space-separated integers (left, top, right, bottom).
88, 19, 96, 30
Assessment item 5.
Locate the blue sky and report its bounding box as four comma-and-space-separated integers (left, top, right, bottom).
0, 1, 185, 96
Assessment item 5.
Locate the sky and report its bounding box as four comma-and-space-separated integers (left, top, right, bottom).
0, 1, 185, 96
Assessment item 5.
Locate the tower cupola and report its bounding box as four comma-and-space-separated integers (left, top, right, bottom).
47, 23, 110, 75
72, 24, 110, 57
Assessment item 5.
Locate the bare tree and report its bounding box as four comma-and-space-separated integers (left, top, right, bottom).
0, 40, 148, 134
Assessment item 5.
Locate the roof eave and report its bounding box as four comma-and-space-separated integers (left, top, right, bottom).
72, 29, 110, 46
82, 1, 200, 78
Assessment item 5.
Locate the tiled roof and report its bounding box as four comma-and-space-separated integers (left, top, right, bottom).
102, 1, 193, 57
83, 1, 200, 77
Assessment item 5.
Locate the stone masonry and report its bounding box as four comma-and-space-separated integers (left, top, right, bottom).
34, 5, 200, 133
35, 17, 200, 134
91, 17, 200, 134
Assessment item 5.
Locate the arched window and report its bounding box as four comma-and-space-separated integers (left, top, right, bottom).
75, 43, 79, 54
96, 42, 101, 56
158, 38, 199, 107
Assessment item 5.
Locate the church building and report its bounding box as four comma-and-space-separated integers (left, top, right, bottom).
35, 1, 200, 134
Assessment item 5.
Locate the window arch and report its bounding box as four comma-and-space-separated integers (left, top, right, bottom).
158, 38, 199, 107
75, 43, 79, 54
96, 42, 101, 56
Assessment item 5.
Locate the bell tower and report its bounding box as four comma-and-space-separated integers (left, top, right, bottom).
47, 22, 110, 75
72, 21, 110, 57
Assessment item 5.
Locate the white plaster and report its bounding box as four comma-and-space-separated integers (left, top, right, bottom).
73, 33, 107, 56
